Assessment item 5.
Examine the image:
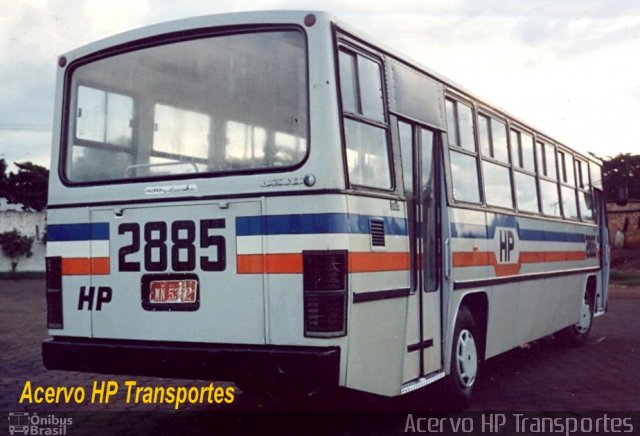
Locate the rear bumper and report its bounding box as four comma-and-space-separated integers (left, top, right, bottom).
43, 337, 340, 390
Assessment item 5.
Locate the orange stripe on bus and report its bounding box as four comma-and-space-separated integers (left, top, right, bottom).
450, 252, 491, 267
237, 252, 410, 274
237, 254, 265, 274
90, 257, 111, 275
237, 254, 303, 274
349, 252, 410, 272
266, 254, 303, 274
452, 250, 588, 277
61, 257, 110, 275
239, 249, 584, 275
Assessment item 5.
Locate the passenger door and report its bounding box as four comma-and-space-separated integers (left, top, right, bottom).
594, 189, 609, 312
399, 121, 443, 383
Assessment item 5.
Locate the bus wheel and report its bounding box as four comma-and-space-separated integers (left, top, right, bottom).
562, 288, 593, 345
445, 305, 479, 410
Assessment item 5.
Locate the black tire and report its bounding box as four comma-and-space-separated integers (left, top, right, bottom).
561, 288, 594, 346
445, 305, 480, 410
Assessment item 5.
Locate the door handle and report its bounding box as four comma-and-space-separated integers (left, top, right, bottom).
444, 238, 451, 281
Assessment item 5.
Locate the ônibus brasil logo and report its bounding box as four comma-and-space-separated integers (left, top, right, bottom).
7, 412, 72, 435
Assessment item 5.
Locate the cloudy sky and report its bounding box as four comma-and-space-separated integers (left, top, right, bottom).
1, 0, 639, 169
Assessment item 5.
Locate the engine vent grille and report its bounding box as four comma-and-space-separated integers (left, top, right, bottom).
370, 219, 386, 247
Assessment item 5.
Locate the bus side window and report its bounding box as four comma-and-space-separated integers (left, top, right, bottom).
575, 160, 594, 221
589, 161, 603, 190
445, 97, 481, 204
545, 143, 558, 180
483, 159, 513, 209
560, 185, 579, 220
479, 115, 513, 209
478, 115, 509, 163
446, 99, 475, 152
339, 48, 391, 190
449, 151, 481, 203
557, 150, 579, 220
512, 129, 539, 213
538, 142, 562, 217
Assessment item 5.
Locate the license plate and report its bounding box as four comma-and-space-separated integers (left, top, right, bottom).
149, 279, 198, 304
141, 274, 200, 311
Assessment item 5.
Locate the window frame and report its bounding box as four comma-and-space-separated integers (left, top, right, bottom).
337, 43, 394, 192
556, 147, 580, 221
477, 109, 514, 211
575, 157, 595, 222
60, 26, 311, 187
510, 125, 540, 214
445, 95, 482, 205
535, 139, 563, 218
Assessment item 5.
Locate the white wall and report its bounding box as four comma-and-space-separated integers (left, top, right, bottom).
0, 210, 46, 272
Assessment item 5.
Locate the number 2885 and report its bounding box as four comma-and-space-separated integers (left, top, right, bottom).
118, 219, 226, 272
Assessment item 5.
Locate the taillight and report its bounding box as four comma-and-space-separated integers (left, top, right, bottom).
46, 256, 63, 329
303, 250, 347, 337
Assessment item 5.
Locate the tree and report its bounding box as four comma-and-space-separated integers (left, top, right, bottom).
602, 153, 640, 201
0, 229, 33, 273
0, 159, 49, 211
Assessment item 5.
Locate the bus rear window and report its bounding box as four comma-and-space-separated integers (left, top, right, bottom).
65, 30, 308, 183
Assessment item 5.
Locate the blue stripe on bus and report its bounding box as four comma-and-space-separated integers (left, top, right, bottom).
236, 213, 407, 236
48, 223, 110, 241
451, 215, 586, 243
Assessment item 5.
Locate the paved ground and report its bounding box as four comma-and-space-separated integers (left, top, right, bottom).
1, 279, 639, 432
471, 286, 640, 411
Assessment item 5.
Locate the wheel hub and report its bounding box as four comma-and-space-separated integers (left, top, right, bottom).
455, 329, 478, 387
576, 296, 591, 333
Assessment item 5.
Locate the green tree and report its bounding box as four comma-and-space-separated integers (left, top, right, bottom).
0, 229, 34, 273
0, 159, 49, 211
603, 154, 640, 201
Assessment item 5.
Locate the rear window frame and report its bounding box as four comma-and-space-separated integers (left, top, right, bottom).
59, 25, 311, 187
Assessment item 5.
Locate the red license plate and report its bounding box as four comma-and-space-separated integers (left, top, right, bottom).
149, 279, 198, 304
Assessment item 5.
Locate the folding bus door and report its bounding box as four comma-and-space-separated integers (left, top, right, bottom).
398, 121, 443, 384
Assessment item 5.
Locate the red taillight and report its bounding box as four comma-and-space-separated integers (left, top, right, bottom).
303, 250, 347, 337
46, 257, 63, 329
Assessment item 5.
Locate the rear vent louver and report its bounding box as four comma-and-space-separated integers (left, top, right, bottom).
303, 251, 348, 337
370, 219, 386, 247
46, 256, 63, 329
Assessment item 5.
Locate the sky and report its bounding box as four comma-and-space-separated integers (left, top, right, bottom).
1, 0, 639, 170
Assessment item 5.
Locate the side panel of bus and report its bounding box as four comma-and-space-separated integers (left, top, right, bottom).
344, 195, 410, 395
448, 207, 600, 359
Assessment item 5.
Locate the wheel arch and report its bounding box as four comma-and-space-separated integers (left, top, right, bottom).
451, 291, 489, 361
443, 290, 488, 410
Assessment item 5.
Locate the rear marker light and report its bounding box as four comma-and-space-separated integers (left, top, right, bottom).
46, 256, 63, 329
303, 250, 348, 337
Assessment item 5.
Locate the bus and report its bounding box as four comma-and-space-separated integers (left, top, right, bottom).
42, 11, 609, 408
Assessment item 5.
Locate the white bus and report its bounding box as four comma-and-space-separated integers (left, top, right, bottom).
43, 11, 609, 408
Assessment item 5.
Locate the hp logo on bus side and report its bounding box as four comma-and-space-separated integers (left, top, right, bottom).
494, 227, 519, 264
